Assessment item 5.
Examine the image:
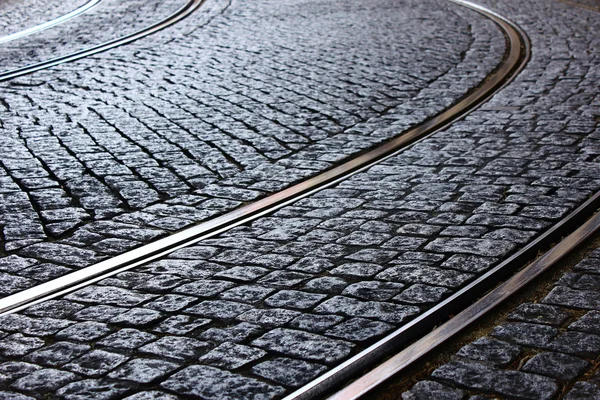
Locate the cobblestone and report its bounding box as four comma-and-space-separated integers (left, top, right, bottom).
403, 245, 600, 398
0, 0, 505, 291
0, 0, 598, 396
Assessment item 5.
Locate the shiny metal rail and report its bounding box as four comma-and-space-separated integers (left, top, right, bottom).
328, 194, 600, 400
0, 0, 205, 81
0, 0, 529, 317
0, 0, 102, 45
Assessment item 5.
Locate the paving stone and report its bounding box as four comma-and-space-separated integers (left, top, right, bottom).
97, 328, 157, 350
0, 314, 72, 336
18, 242, 102, 266
522, 352, 589, 380
314, 296, 420, 324
252, 357, 327, 388
252, 328, 354, 364
140, 336, 209, 361
508, 303, 572, 326
0, 362, 41, 383
123, 392, 178, 400
257, 271, 312, 287
123, 392, 179, 400
303, 277, 349, 293
23, 300, 84, 318
185, 300, 253, 320
11, 368, 78, 393
574, 258, 600, 274
264, 290, 327, 309
152, 315, 211, 335
0, 392, 35, 400
393, 284, 451, 304
441, 254, 498, 273
237, 309, 301, 328
55, 321, 113, 341
219, 285, 276, 304
432, 360, 558, 399
161, 365, 285, 399
456, 337, 522, 367
425, 238, 516, 257
199, 322, 264, 344
558, 273, 600, 291
56, 379, 134, 400
65, 286, 155, 307
565, 382, 600, 400
173, 279, 235, 297
491, 322, 559, 347
377, 264, 474, 288
342, 281, 405, 301
402, 380, 465, 400
109, 307, 164, 327
0, 334, 45, 357
214, 266, 271, 282
64, 349, 129, 376
108, 358, 179, 383
288, 314, 344, 333
73, 305, 127, 322
543, 286, 600, 310
0, 273, 37, 296
145, 294, 197, 312
24, 342, 91, 367
569, 311, 600, 335
548, 331, 600, 358
325, 318, 394, 342
199, 342, 267, 369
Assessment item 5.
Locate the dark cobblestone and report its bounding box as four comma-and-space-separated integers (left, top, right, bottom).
161, 365, 285, 399
251, 358, 327, 388
403, 246, 600, 398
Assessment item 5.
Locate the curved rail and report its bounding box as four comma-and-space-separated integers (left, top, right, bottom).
282, 5, 533, 397
0, 0, 102, 45
0, 0, 530, 317
0, 0, 205, 81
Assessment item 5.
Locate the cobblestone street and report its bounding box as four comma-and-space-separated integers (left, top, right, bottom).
0, 0, 599, 398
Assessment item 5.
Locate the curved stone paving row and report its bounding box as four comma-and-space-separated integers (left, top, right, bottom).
0, 0, 504, 292
0, 0, 89, 38
0, 0, 185, 72
0, 0, 598, 398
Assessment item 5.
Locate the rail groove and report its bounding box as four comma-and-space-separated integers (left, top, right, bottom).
0, 0, 204, 81
327, 194, 600, 400
0, 0, 102, 45
0, 0, 530, 317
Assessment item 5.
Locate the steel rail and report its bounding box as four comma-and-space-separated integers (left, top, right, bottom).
0, 0, 529, 316
0, 0, 205, 81
0, 0, 102, 45
328, 196, 600, 400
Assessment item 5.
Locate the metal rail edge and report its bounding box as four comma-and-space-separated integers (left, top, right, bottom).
0, 0, 529, 317
0, 0, 102, 45
0, 0, 205, 81
327, 194, 600, 400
